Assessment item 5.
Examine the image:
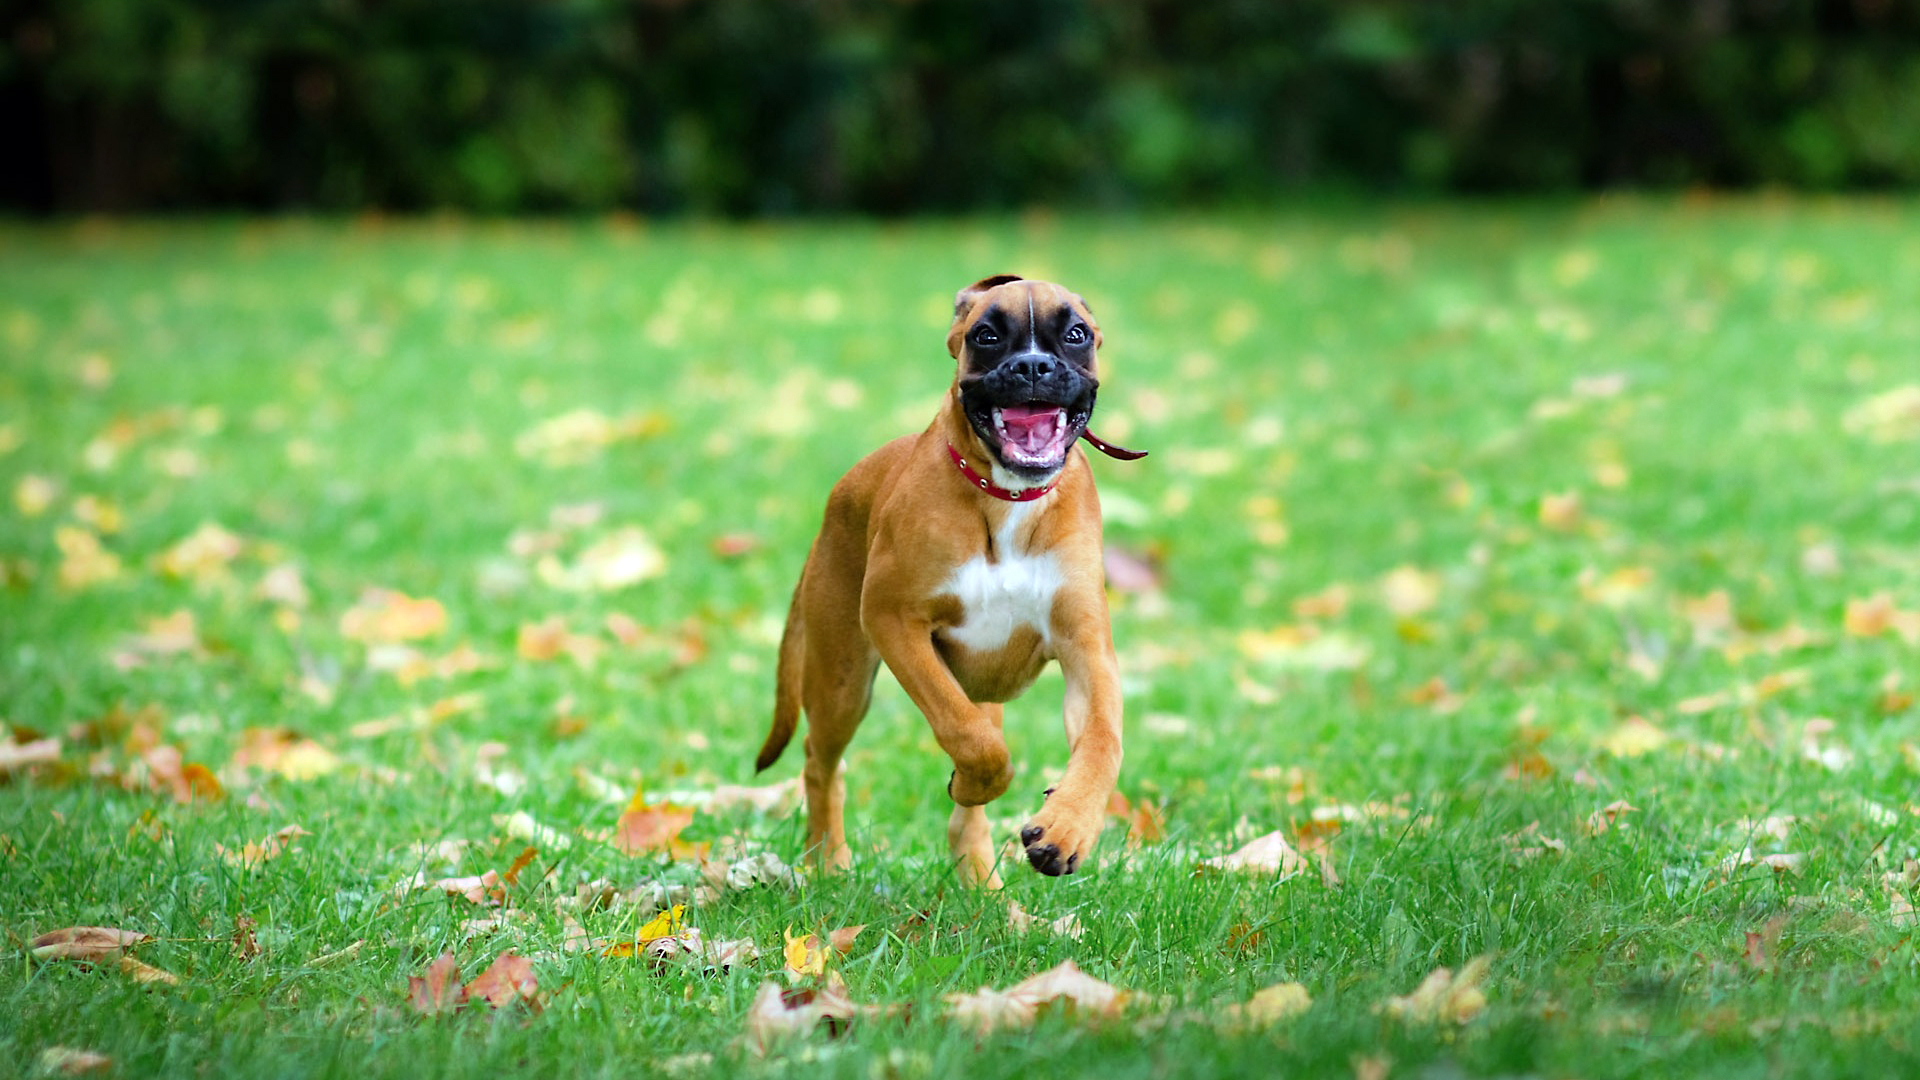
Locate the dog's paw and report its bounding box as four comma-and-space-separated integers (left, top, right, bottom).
1017, 799, 1101, 877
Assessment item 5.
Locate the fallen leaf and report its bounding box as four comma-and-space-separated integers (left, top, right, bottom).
1197, 829, 1310, 879
407, 952, 467, 1015
1381, 956, 1491, 1025
36, 1047, 113, 1075
155, 522, 244, 582
216, 824, 310, 867
137, 745, 223, 803
14, 474, 58, 517
536, 526, 666, 592
465, 951, 540, 1010
1102, 544, 1162, 593
828, 925, 865, 955
1106, 790, 1167, 848
1844, 593, 1920, 644
1380, 566, 1441, 616
30, 926, 152, 961
1291, 583, 1350, 619
502, 845, 540, 885
1600, 716, 1668, 757
1715, 847, 1806, 878
1581, 800, 1639, 836
784, 928, 827, 978
561, 914, 600, 954
55, 526, 121, 588
1218, 982, 1313, 1028
514, 408, 664, 466
612, 788, 702, 858
1502, 821, 1566, 861
1538, 492, 1584, 532
1007, 902, 1085, 941
947, 960, 1130, 1035
231, 914, 260, 961
116, 955, 180, 986
516, 616, 603, 665
495, 810, 574, 851
0, 734, 61, 775
229, 727, 340, 781
744, 978, 871, 1051
1841, 384, 1920, 442
339, 589, 446, 644
429, 871, 505, 907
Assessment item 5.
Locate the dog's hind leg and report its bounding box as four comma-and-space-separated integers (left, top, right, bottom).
799, 641, 878, 872
946, 701, 1007, 888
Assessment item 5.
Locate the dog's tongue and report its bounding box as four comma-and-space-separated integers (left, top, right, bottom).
999, 404, 1065, 455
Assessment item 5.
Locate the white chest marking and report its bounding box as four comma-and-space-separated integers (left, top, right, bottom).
940, 504, 1061, 652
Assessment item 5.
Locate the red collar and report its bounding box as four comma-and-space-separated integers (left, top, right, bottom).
946, 431, 1149, 503
948, 443, 1054, 502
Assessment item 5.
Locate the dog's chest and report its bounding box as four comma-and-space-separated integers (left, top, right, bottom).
937, 508, 1060, 652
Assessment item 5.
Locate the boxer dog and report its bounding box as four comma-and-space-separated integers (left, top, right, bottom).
755, 274, 1145, 885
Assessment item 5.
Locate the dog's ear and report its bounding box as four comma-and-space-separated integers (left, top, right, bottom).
948, 274, 1023, 357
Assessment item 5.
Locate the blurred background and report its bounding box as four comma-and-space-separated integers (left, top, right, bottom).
5, 0, 1918, 216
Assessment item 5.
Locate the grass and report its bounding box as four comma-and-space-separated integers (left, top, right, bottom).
2, 199, 1918, 1079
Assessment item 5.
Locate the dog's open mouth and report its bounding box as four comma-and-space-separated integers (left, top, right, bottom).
992, 403, 1074, 469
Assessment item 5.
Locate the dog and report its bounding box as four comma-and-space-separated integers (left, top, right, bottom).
754, 274, 1145, 884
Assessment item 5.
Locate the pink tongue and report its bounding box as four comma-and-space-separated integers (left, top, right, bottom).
1001, 405, 1063, 451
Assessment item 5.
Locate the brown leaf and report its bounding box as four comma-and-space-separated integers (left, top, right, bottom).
612, 788, 702, 858
30, 926, 152, 961
339, 589, 447, 644
230, 727, 340, 780
138, 744, 223, 803
502, 845, 540, 885
1581, 800, 1639, 836
710, 532, 758, 558
407, 952, 467, 1015
465, 951, 540, 1010
827, 925, 866, 955
216, 824, 310, 867
1197, 829, 1310, 879
430, 871, 506, 907
1106, 791, 1167, 848
1007, 902, 1086, 941
946, 960, 1130, 1035
516, 616, 603, 666
231, 915, 261, 961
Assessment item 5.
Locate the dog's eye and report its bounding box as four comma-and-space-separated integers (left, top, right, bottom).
1063, 324, 1089, 346
971, 327, 1000, 347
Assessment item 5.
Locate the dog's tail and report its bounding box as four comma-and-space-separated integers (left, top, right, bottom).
755, 574, 807, 772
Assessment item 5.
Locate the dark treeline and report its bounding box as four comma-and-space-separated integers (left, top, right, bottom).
4, 0, 1918, 215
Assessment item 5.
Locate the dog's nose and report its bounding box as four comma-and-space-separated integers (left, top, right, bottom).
1003, 352, 1064, 382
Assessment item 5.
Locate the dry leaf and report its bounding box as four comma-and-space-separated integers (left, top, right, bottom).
55, 526, 121, 589
1600, 716, 1668, 758
828, 925, 866, 955
1379, 566, 1441, 616
466, 951, 540, 1009
1106, 791, 1167, 848
339, 589, 446, 644
946, 960, 1129, 1035
612, 788, 702, 858
1581, 800, 1639, 836
230, 728, 340, 781
1219, 982, 1313, 1029
1381, 956, 1491, 1025
516, 617, 603, 665
30, 926, 152, 961
231, 915, 261, 961
36, 1047, 114, 1075
536, 527, 666, 592
216, 824, 310, 867
1007, 902, 1086, 941
407, 952, 467, 1015
116, 955, 180, 986
744, 979, 868, 1051
1537, 492, 1584, 532
0, 734, 61, 775
1291, 583, 1350, 619
1841, 384, 1920, 442
155, 522, 244, 581
1843, 593, 1920, 644
1197, 829, 1310, 879
429, 871, 505, 907
784, 928, 827, 978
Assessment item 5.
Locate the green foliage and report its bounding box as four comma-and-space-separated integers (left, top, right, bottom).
6, 0, 1920, 213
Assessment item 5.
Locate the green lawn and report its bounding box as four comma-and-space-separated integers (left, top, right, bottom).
3, 201, 1918, 1079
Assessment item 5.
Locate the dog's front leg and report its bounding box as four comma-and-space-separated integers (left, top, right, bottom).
864, 610, 1014, 885
1019, 593, 1123, 876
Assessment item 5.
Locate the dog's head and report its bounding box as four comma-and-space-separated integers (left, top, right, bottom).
947, 275, 1103, 484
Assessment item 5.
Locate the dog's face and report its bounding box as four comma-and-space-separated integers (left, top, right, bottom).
947, 275, 1103, 482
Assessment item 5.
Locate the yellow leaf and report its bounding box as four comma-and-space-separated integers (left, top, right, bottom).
1600, 716, 1668, 758
1537, 491, 1583, 532
116, 955, 181, 986
1223, 982, 1313, 1028
637, 904, 686, 944
155, 522, 244, 582
784, 927, 826, 977
55, 526, 120, 589
14, 474, 58, 517
339, 589, 446, 643
1381, 955, 1491, 1025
